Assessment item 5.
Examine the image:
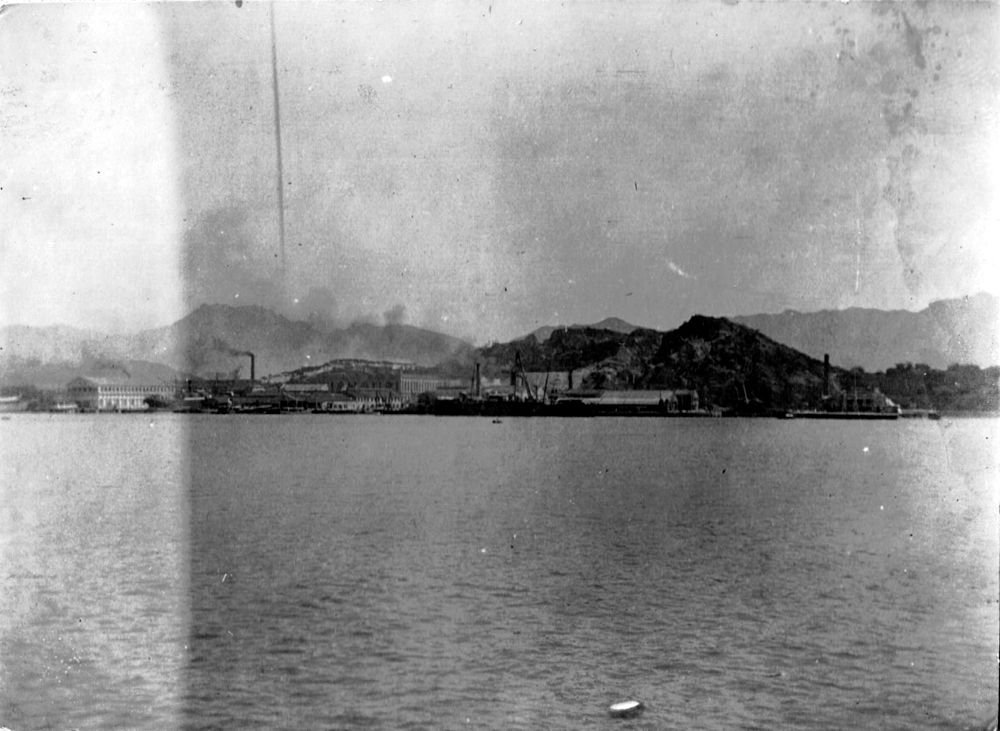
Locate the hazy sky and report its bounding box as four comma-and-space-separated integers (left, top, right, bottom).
2, 1, 998, 341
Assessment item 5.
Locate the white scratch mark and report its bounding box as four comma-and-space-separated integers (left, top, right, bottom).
853, 191, 868, 295
855, 215, 863, 294
667, 260, 695, 279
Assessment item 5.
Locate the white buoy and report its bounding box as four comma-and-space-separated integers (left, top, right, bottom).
609, 700, 644, 719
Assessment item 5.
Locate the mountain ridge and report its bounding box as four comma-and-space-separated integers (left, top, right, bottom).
0, 304, 474, 385
731, 292, 998, 370
529, 316, 640, 342
520, 295, 998, 369
3, 295, 997, 389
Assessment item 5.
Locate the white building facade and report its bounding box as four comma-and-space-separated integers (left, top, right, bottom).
66, 376, 174, 411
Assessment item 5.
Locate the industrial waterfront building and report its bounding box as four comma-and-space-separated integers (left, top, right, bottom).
66, 376, 175, 412
555, 389, 700, 413
399, 373, 467, 401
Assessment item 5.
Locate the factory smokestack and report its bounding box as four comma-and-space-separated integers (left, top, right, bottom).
475, 362, 481, 398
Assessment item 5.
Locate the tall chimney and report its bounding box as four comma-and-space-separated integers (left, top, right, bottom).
823, 354, 830, 398
567, 369, 573, 391
475, 362, 481, 397
249, 353, 255, 383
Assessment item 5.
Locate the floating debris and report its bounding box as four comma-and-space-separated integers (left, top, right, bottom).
609, 700, 644, 719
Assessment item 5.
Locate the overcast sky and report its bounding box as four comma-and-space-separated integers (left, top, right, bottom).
2, 1, 998, 342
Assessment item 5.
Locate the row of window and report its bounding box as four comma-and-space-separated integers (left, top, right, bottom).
69, 385, 168, 394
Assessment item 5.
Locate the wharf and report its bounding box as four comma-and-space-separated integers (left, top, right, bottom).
421, 401, 711, 418
786, 410, 899, 420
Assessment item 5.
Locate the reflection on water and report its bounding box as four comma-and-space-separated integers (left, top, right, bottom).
2, 415, 997, 729
0, 415, 188, 730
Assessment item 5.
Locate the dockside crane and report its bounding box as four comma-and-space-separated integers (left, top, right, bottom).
512, 351, 538, 402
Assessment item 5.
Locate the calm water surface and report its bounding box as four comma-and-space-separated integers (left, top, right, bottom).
1, 414, 997, 729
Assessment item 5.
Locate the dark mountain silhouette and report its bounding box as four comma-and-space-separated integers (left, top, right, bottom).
475, 316, 833, 411
732, 293, 999, 370
641, 315, 830, 411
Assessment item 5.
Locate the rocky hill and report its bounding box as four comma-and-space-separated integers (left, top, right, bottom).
640, 316, 830, 411
732, 293, 999, 370
474, 316, 835, 411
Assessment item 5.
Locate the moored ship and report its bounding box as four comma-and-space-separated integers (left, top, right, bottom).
0, 395, 28, 413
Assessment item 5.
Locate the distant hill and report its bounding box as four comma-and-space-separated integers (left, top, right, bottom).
732, 293, 999, 370
0, 358, 182, 391
0, 324, 106, 364
0, 304, 474, 385
5, 303, 995, 411
528, 316, 639, 342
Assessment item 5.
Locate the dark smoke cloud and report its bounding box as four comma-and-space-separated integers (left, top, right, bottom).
383, 304, 407, 326
210, 336, 253, 358
294, 286, 340, 330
